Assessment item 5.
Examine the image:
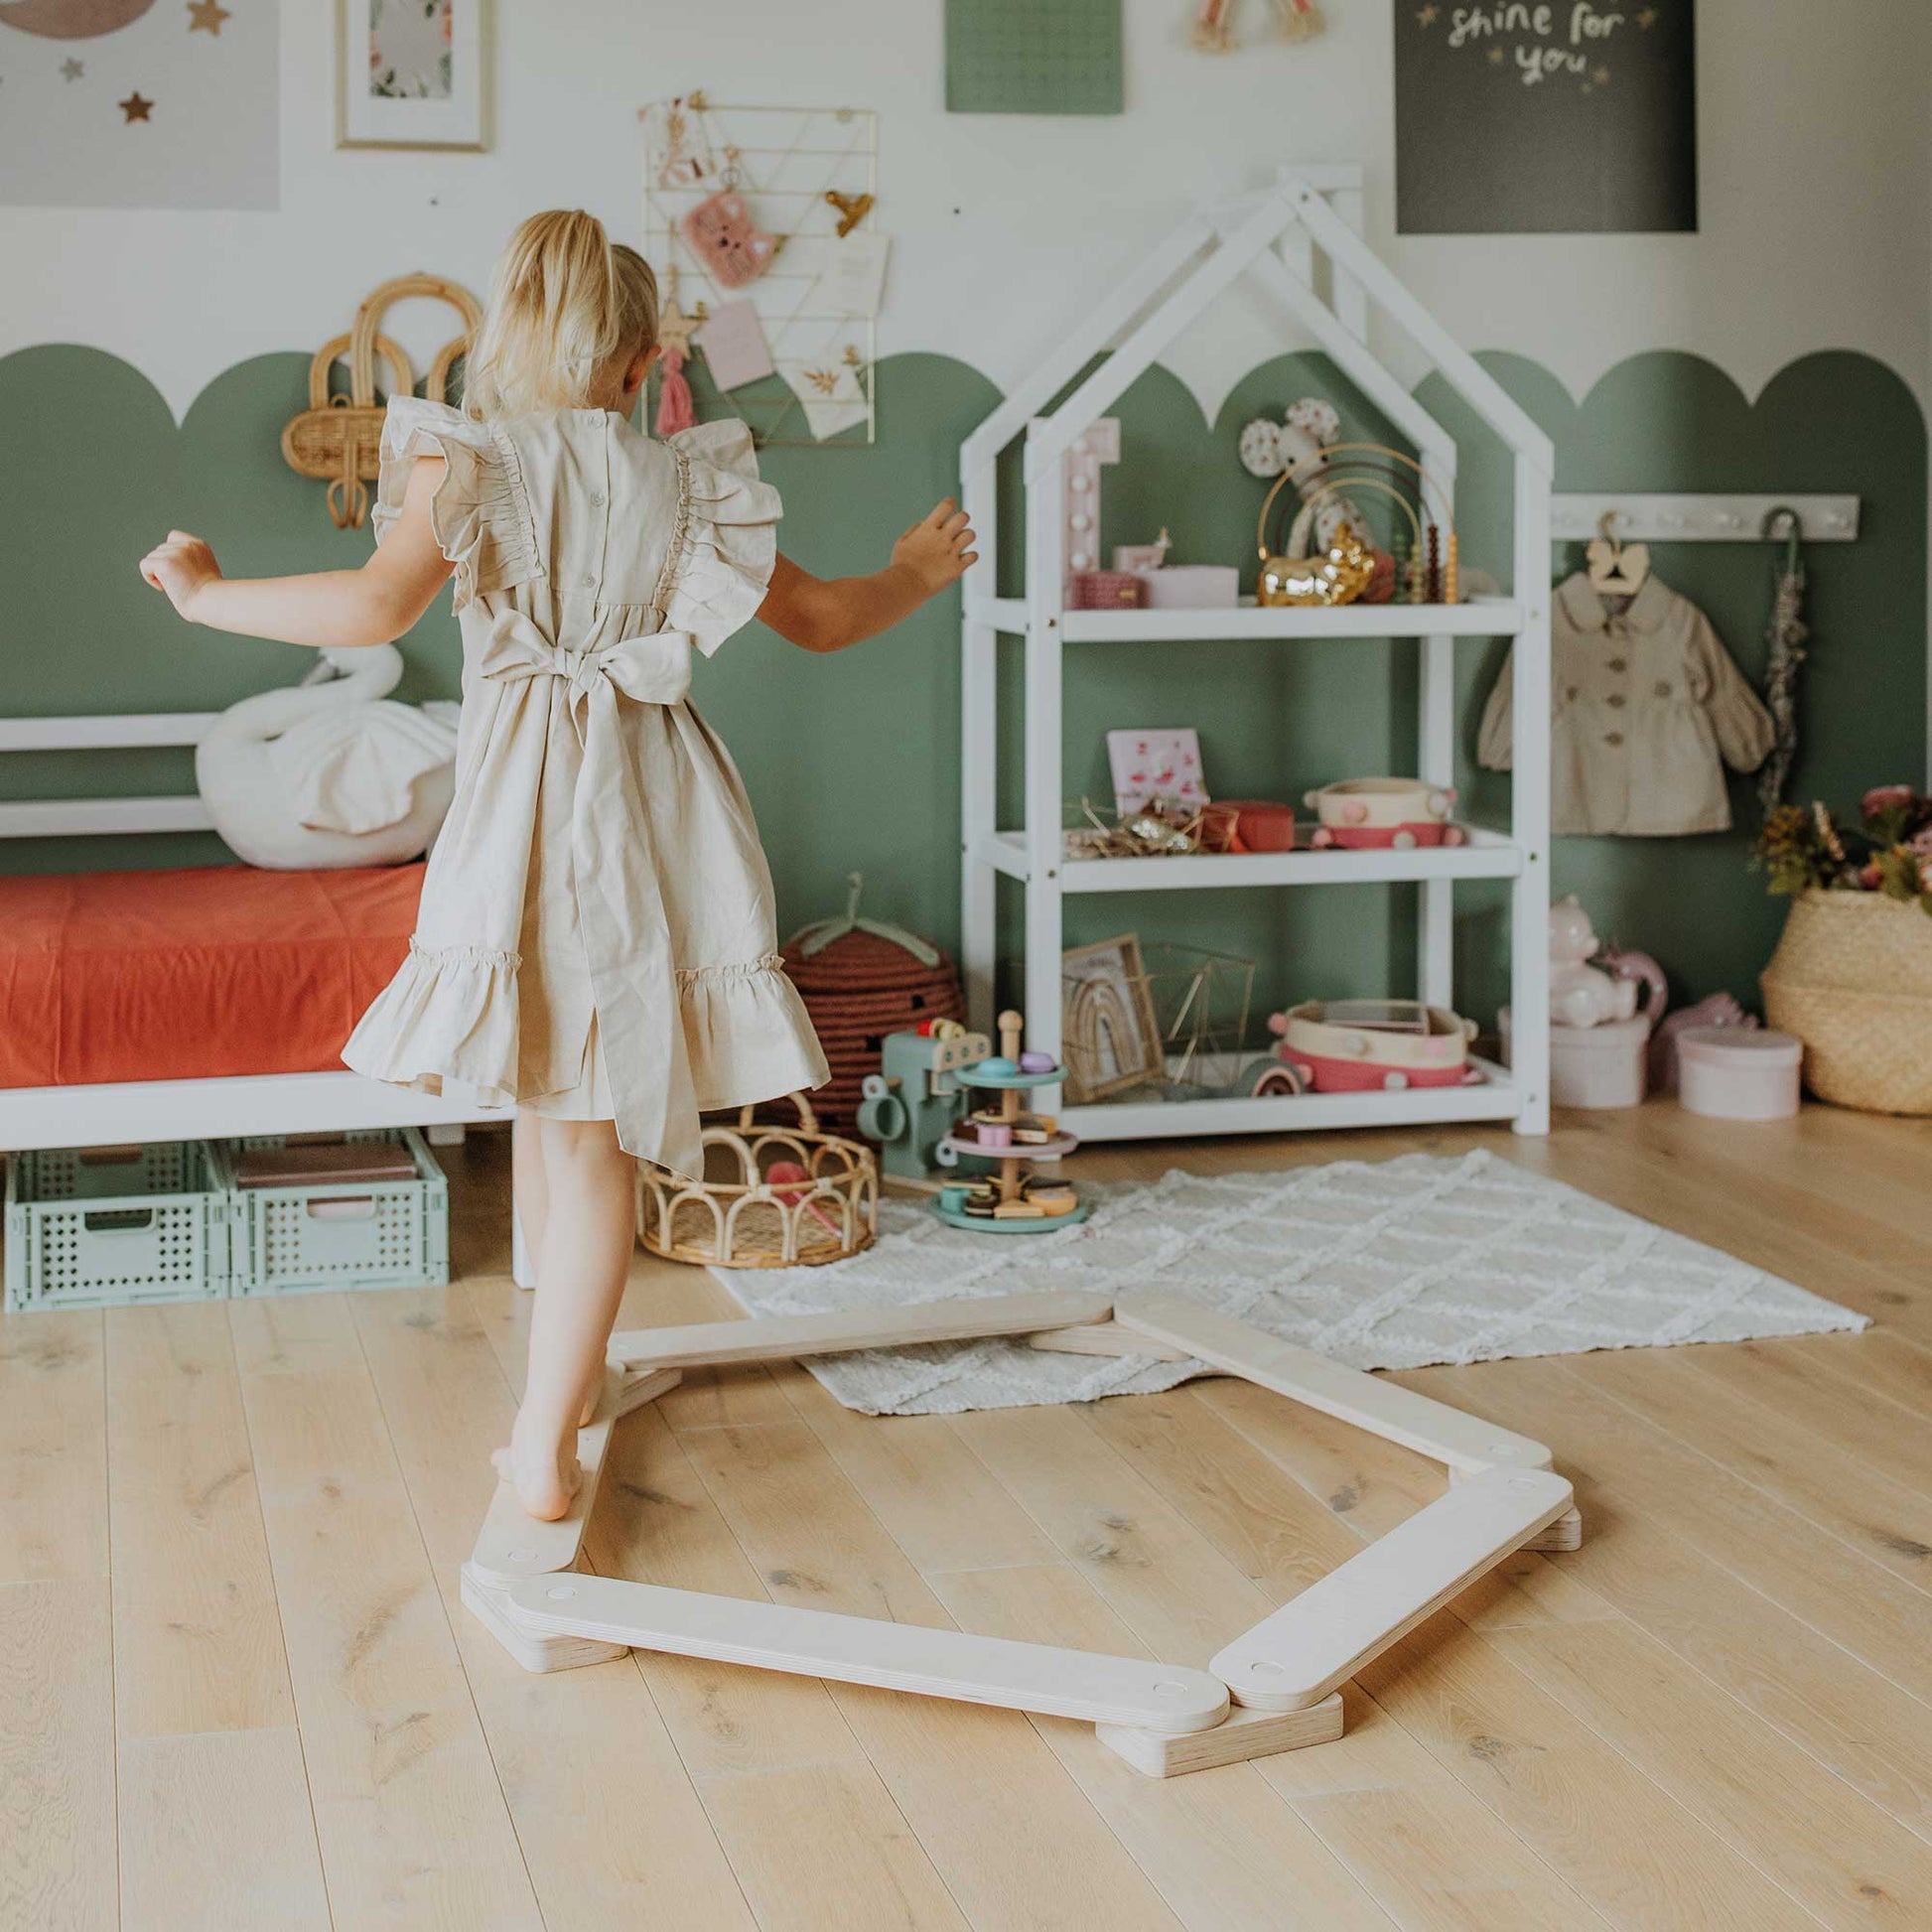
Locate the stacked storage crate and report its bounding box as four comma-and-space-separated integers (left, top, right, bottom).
5, 1127, 449, 1313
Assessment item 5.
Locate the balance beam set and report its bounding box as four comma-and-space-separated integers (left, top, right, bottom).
463, 1289, 1579, 1777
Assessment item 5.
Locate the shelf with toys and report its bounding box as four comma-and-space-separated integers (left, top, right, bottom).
956, 170, 1555, 1144
976, 824, 1524, 892
1060, 1059, 1519, 1142
965, 596, 1524, 643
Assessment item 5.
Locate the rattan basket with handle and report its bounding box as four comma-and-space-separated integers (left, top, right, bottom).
1760, 888, 1932, 1114
633, 1093, 879, 1269
281, 272, 483, 529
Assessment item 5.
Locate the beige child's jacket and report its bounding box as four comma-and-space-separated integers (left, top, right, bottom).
343, 397, 828, 1180
1479, 572, 1774, 837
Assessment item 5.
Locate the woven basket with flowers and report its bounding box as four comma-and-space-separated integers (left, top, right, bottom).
1754, 785, 1932, 1113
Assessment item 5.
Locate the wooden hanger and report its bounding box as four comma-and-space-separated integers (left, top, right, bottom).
1586, 510, 1650, 596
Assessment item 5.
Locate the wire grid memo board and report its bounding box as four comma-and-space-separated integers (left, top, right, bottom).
642, 97, 878, 448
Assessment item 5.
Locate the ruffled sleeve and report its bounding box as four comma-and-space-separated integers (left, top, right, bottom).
1477, 644, 1515, 770
661, 419, 782, 655
374, 395, 542, 612
1691, 609, 1776, 772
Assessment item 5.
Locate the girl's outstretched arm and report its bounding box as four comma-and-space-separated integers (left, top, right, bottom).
140, 457, 456, 648
759, 497, 977, 653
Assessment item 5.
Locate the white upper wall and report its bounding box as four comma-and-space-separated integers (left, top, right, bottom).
1, 0, 1924, 422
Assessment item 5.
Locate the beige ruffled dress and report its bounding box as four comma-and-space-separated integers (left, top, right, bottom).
343, 397, 828, 1180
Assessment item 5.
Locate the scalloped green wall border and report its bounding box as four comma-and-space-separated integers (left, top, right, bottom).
0, 344, 1920, 1024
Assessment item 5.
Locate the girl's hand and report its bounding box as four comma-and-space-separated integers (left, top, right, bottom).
140, 530, 222, 621
892, 499, 978, 597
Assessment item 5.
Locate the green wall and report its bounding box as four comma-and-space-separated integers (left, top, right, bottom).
1, 342, 1921, 1035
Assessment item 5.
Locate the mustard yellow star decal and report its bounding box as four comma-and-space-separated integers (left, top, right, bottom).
187, 0, 231, 34
119, 90, 154, 122
1417, 3, 1441, 23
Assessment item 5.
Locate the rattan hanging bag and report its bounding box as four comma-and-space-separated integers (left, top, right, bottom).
1759, 889, 1932, 1113
633, 1093, 879, 1269
281, 272, 483, 529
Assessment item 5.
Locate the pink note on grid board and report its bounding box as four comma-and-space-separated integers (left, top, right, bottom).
1107, 729, 1209, 815
699, 299, 775, 390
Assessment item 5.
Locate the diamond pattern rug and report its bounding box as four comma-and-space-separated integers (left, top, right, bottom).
712, 1150, 1867, 1417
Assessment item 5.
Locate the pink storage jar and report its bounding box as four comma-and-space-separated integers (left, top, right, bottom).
1676, 1028, 1801, 1121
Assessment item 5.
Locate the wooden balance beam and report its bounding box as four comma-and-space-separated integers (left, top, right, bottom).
465, 1290, 1580, 1777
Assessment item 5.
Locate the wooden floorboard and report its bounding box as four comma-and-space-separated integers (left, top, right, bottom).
8, 1103, 1932, 1927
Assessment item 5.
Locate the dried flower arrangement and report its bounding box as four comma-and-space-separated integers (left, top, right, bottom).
1753, 785, 1932, 917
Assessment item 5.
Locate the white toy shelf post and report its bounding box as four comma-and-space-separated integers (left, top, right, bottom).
958, 167, 1554, 1144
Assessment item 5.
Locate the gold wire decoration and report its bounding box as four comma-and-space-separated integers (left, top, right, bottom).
1253, 440, 1458, 607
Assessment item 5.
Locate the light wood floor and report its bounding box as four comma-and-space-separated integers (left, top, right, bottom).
6, 1101, 1932, 1932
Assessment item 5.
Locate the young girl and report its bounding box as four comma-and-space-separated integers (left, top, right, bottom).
141, 208, 975, 1521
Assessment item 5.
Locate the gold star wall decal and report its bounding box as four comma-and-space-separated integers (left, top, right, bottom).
1591, 64, 1611, 84
1487, 45, 1504, 62
1417, 3, 1440, 23
187, 0, 230, 33
119, 90, 154, 122
61, 57, 85, 80
1637, 5, 1658, 23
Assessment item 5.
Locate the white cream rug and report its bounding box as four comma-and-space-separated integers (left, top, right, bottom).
712, 1150, 1867, 1417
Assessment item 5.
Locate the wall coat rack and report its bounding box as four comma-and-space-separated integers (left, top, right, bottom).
1551, 494, 1861, 544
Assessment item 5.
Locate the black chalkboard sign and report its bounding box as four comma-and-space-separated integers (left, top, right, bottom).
1395, 2, 1697, 234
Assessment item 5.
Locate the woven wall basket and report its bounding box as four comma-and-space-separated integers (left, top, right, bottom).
281, 271, 483, 529
1760, 888, 1932, 1114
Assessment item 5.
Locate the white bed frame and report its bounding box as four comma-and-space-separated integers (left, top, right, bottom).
0, 710, 513, 1164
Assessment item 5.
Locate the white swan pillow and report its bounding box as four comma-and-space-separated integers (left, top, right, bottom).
197, 645, 461, 871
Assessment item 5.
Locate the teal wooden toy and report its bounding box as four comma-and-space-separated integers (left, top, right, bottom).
857, 1024, 991, 1181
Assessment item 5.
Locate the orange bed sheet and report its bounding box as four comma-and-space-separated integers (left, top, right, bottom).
0, 864, 424, 1088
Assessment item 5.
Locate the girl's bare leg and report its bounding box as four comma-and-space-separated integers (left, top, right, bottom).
494, 1117, 635, 1520
510, 1109, 549, 1290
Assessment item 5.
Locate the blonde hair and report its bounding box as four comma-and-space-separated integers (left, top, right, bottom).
462, 208, 659, 419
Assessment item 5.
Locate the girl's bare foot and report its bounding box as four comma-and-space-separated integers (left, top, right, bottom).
491, 1415, 583, 1521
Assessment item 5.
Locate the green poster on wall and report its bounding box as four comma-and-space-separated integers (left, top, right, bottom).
945, 0, 1123, 115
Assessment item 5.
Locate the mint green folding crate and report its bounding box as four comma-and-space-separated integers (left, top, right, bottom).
215, 1127, 449, 1299
5, 1141, 228, 1312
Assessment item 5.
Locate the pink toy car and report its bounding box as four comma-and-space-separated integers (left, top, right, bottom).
1305, 778, 1465, 850
1268, 1000, 1480, 1092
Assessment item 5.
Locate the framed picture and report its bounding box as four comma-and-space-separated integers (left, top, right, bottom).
1061, 934, 1164, 1105
337, 0, 490, 152
1106, 727, 1208, 817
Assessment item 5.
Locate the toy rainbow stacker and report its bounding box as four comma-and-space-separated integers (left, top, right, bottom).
932, 1008, 1090, 1233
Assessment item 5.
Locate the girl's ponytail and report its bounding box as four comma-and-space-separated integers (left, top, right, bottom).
463, 209, 658, 419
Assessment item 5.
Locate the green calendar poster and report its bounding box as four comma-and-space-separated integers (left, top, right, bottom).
945, 0, 1124, 116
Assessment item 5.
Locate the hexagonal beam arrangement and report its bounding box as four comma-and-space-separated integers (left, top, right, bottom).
464, 1293, 1578, 1778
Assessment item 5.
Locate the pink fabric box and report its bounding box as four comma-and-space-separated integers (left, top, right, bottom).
1677, 1028, 1801, 1120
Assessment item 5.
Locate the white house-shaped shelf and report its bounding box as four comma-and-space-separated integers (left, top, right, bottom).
956, 167, 1556, 1145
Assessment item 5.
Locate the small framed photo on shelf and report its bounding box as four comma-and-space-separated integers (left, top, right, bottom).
337, 0, 490, 152
1106, 728, 1207, 817
1061, 933, 1165, 1105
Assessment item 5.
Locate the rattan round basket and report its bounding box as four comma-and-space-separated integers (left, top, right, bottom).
634, 1093, 879, 1269
1760, 889, 1932, 1114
